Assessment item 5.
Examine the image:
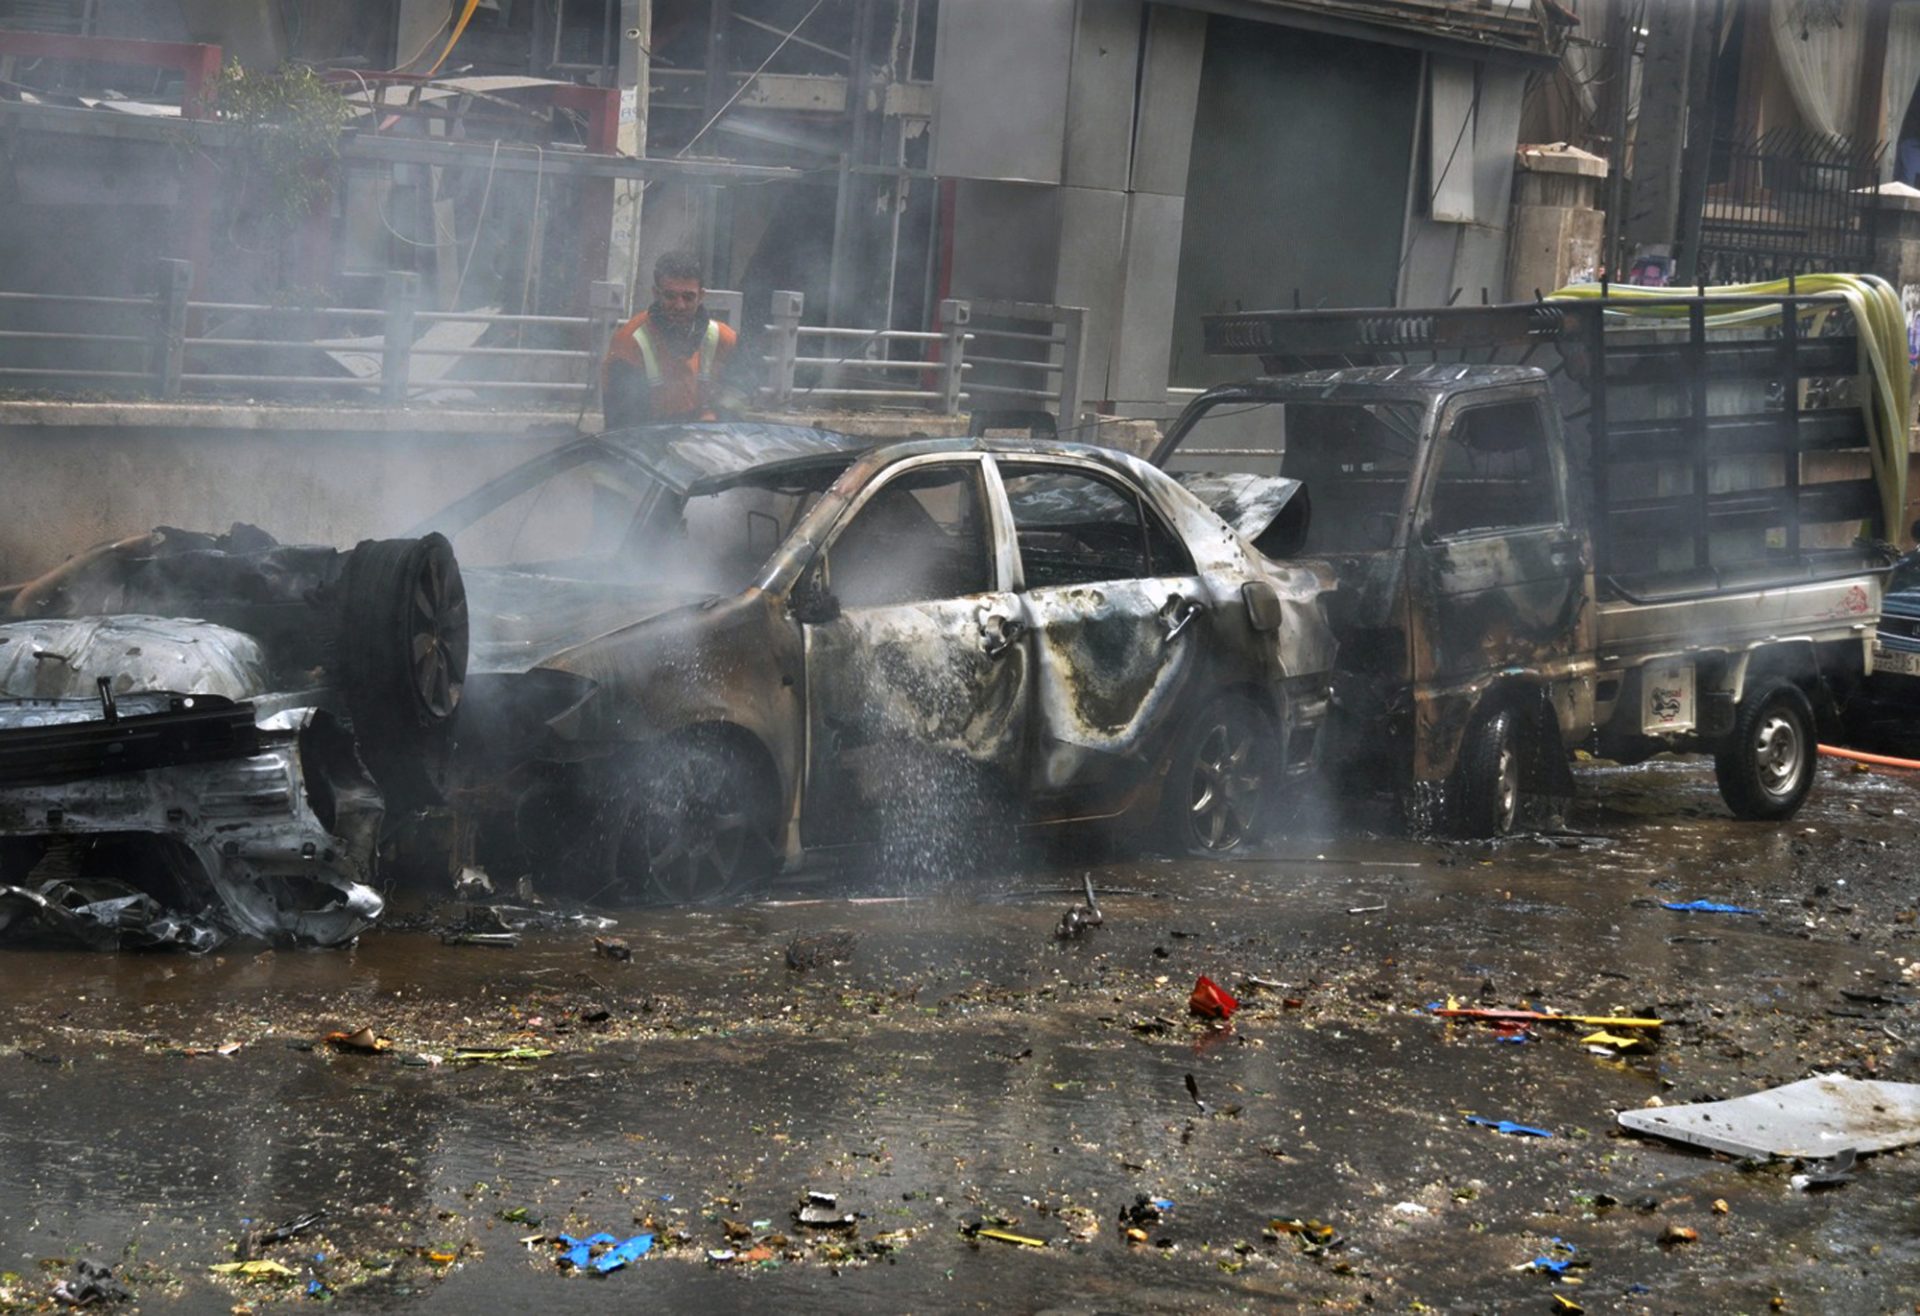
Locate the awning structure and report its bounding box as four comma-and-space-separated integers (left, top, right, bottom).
1155, 0, 1560, 69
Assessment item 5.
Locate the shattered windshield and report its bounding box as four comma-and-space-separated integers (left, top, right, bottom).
1167, 399, 1425, 553
446, 449, 847, 595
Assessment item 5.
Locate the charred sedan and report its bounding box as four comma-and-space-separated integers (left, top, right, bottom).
433, 424, 1334, 902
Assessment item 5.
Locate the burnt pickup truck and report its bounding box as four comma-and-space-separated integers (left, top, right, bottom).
1155, 284, 1911, 834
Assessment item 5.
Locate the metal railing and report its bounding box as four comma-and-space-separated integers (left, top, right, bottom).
757, 291, 1086, 423
1697, 130, 1884, 283
0, 262, 1086, 423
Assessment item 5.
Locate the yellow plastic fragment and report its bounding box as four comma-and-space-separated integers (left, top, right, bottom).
1580, 1031, 1646, 1051
974, 1229, 1046, 1248
209, 1261, 297, 1279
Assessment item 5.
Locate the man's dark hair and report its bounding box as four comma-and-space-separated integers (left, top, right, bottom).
653, 249, 704, 287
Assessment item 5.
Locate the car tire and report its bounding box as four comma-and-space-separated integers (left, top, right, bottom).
1451, 706, 1522, 838
1160, 694, 1272, 855
1714, 677, 1816, 821
611, 738, 779, 905
338, 534, 469, 804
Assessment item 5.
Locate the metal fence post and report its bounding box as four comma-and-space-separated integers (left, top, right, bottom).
768, 290, 803, 407
588, 279, 626, 412
153, 258, 191, 398
1055, 305, 1087, 432
939, 297, 970, 415
381, 270, 420, 405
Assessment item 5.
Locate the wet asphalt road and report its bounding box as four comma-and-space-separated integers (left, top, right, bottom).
2, 756, 1919, 1313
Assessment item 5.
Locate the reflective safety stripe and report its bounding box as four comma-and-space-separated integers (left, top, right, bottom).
633, 326, 663, 382
633, 319, 723, 383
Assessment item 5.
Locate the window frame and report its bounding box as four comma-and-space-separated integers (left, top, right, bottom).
814, 454, 1008, 608
992, 457, 1194, 590
1419, 394, 1566, 543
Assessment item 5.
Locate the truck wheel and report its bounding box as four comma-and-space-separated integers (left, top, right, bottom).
338, 534, 469, 804
609, 739, 778, 905
1452, 707, 1522, 838
1714, 677, 1816, 820
1161, 694, 1271, 854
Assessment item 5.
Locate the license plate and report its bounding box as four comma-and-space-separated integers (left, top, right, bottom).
1873, 642, 1920, 677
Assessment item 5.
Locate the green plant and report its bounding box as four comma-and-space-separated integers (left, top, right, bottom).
216, 61, 352, 227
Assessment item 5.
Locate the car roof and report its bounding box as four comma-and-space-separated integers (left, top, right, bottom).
1227, 363, 1546, 401
602, 424, 1158, 494
599, 422, 873, 490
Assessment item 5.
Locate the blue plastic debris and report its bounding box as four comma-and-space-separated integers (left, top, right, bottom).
1662, 900, 1760, 916
557, 1232, 618, 1269
1527, 1238, 1577, 1274
593, 1234, 654, 1274
1149, 1197, 1175, 1213
1465, 1115, 1554, 1138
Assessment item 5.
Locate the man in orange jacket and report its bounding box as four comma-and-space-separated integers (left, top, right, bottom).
602, 249, 740, 429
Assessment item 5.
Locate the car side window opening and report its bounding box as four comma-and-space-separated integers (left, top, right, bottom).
1425, 400, 1560, 539
826, 464, 994, 608
1000, 465, 1189, 587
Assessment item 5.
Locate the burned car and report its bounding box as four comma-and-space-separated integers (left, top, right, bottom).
0, 529, 468, 948
430, 423, 1335, 901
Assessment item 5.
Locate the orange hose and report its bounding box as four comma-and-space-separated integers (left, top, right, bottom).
1818, 744, 1920, 771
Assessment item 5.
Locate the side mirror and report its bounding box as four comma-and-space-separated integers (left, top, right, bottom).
790, 562, 841, 624
1242, 580, 1283, 632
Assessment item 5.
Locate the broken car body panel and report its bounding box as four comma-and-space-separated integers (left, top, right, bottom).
0, 615, 383, 948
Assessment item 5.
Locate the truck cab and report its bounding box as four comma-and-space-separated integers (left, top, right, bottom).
1156, 286, 1909, 834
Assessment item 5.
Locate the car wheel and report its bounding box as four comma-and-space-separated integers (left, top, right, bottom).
1161, 695, 1271, 854
338, 534, 469, 805
1714, 677, 1816, 821
612, 740, 778, 905
1451, 706, 1522, 838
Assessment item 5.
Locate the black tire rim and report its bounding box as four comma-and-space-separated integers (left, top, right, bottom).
629, 772, 757, 904
1187, 720, 1263, 851
1752, 704, 1807, 799
410, 548, 468, 722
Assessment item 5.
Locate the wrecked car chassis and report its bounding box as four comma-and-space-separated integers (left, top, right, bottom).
425, 427, 1334, 900
0, 617, 386, 949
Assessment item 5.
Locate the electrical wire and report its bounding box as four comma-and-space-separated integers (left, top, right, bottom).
426, 0, 484, 77
673, 0, 829, 161
450, 137, 502, 306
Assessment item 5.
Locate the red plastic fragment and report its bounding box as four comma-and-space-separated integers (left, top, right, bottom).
1188, 976, 1240, 1020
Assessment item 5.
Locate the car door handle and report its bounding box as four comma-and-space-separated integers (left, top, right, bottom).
981, 615, 1025, 659
1160, 596, 1203, 642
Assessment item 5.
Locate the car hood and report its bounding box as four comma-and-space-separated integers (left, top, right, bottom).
463, 569, 716, 674
0, 615, 270, 701
1170, 472, 1304, 543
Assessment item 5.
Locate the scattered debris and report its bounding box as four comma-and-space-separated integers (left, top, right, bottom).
1433, 1002, 1663, 1030
209, 1260, 298, 1281
1265, 1216, 1343, 1254
1790, 1146, 1859, 1191
786, 931, 857, 971
1522, 1237, 1577, 1275
1346, 902, 1387, 915
1056, 874, 1105, 939
1188, 975, 1239, 1020
324, 1027, 390, 1053
441, 931, 521, 948
1661, 1224, 1699, 1246
449, 1046, 554, 1064
50, 1259, 129, 1307
794, 1190, 857, 1230
593, 936, 633, 962
555, 1231, 653, 1273
1465, 1115, 1554, 1138
1661, 900, 1761, 916
1581, 1030, 1647, 1052
964, 1225, 1046, 1248
1617, 1075, 1920, 1159
238, 1211, 326, 1259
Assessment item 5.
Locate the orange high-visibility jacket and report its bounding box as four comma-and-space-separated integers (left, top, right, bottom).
602, 311, 737, 422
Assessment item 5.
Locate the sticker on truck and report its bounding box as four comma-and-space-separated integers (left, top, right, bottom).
1642, 661, 1695, 734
